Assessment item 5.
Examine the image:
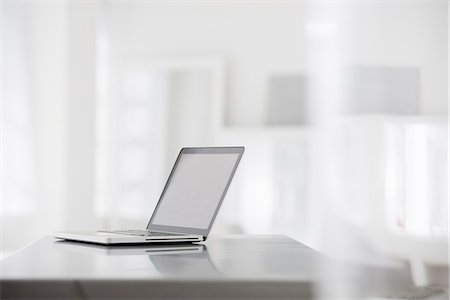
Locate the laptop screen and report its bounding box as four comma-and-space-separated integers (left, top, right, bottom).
149, 148, 243, 234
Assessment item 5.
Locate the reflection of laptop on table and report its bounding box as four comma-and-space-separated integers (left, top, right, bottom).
54, 147, 244, 245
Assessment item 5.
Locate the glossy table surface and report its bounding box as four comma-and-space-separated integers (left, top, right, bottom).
1, 235, 321, 299
1, 235, 319, 280
2, 234, 442, 299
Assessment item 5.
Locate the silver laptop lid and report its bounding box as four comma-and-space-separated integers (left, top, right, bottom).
147, 147, 244, 239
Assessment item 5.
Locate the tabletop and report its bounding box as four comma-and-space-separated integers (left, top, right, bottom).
1, 235, 321, 299
1, 234, 439, 299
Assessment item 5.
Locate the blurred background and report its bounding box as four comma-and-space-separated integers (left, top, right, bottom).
2, 1, 448, 296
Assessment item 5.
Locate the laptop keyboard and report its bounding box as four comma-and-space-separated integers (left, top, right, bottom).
98, 230, 181, 237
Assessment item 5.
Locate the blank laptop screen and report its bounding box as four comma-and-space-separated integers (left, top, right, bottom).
150, 152, 240, 230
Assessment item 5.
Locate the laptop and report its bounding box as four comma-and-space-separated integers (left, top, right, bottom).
54, 146, 244, 245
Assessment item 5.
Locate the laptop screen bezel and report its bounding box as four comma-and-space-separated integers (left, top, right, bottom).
146, 146, 244, 238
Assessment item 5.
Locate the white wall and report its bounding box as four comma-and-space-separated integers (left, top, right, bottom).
102, 2, 447, 127
335, 2, 447, 115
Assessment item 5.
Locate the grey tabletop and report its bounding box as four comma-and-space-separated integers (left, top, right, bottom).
0, 235, 322, 299
2, 234, 438, 300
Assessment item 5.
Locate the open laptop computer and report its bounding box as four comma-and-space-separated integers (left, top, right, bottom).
54, 146, 244, 245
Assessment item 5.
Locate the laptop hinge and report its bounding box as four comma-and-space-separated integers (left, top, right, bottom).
150, 229, 202, 237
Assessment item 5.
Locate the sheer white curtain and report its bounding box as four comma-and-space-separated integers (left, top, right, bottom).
2, 3, 35, 254
2, 2, 98, 254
